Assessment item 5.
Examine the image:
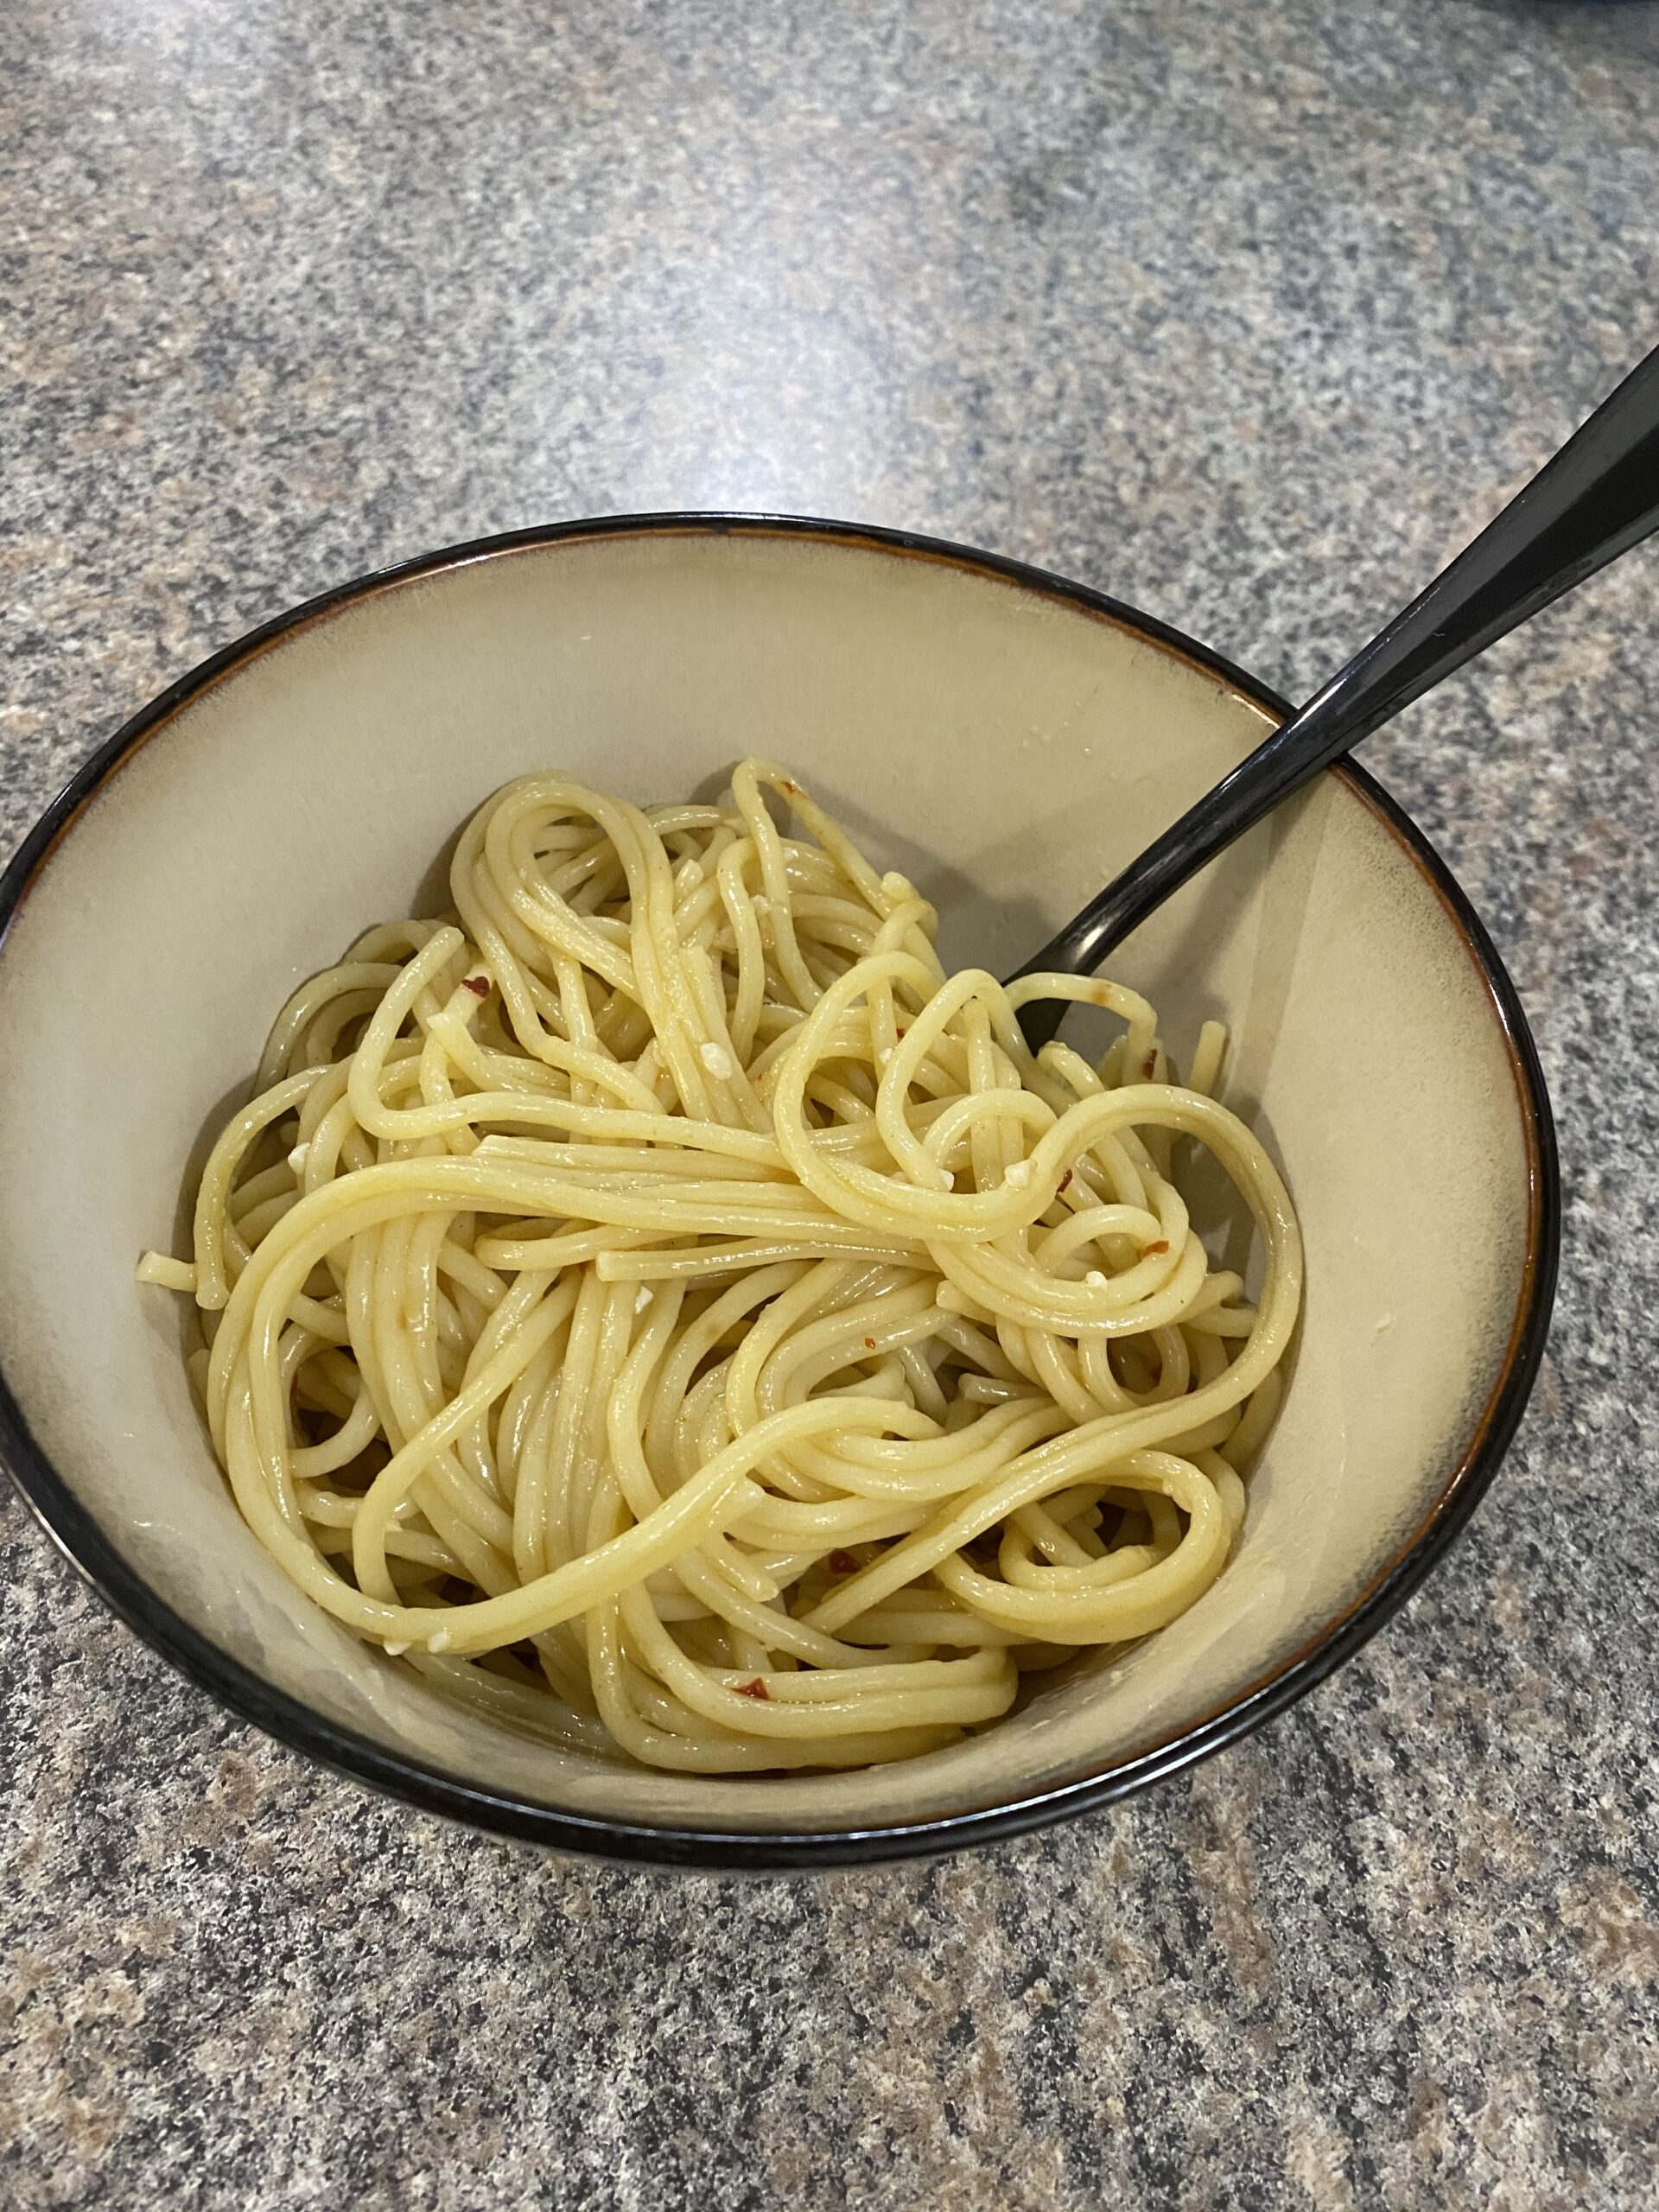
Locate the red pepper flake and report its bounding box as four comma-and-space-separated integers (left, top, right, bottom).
828, 1549, 859, 1575
782, 779, 799, 795
1058, 1169, 1073, 1194
461, 975, 490, 998
863, 1336, 877, 1351
734, 1676, 771, 1700
1143, 1239, 1170, 1256
1140, 1052, 1158, 1079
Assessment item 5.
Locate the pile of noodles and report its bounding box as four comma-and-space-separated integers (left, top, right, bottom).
141, 760, 1300, 1771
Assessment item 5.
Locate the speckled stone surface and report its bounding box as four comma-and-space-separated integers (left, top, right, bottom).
3, 0, 1657, 2204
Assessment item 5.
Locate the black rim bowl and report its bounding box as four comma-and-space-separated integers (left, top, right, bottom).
0, 514, 1560, 1868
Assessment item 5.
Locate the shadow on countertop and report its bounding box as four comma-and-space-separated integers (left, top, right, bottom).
1473, 0, 1659, 56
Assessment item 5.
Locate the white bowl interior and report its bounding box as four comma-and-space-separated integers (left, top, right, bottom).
0, 530, 1535, 1837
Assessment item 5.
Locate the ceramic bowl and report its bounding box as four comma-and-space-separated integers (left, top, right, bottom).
0, 518, 1557, 1866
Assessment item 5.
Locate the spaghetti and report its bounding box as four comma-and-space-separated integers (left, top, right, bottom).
140, 761, 1301, 1771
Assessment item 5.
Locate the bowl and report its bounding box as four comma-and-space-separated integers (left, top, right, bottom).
0, 517, 1558, 1866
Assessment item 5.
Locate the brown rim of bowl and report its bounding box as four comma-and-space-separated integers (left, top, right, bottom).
0, 513, 1560, 1869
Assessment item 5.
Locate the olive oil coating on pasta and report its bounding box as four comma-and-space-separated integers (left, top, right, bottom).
139, 762, 1301, 1773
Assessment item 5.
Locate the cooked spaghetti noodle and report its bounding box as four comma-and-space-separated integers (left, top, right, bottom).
140, 761, 1301, 1771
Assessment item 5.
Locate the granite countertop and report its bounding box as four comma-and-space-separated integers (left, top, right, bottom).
3, 0, 1656, 2204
